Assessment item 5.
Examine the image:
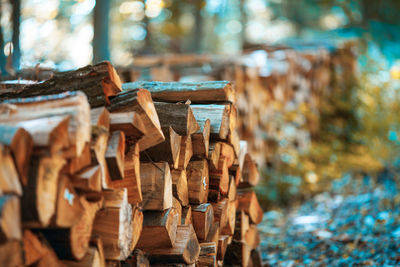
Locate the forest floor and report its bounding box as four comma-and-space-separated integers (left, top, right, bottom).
258, 171, 400, 266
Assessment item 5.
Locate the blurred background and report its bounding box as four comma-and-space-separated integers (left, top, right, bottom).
2, 0, 400, 208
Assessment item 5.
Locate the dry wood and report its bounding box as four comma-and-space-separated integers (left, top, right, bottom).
245, 224, 261, 250
191, 104, 230, 140
191, 118, 210, 158
186, 159, 209, 204
221, 200, 236, 236
205, 222, 219, 249
0, 91, 91, 157
71, 165, 103, 193
109, 111, 145, 141
248, 249, 263, 267
105, 131, 125, 180
191, 203, 214, 241
53, 175, 84, 227
197, 242, 217, 267
62, 238, 106, 267
219, 142, 235, 168
140, 162, 173, 210
125, 249, 150, 267
108, 88, 165, 151
0, 240, 23, 266
233, 211, 250, 242
0, 195, 21, 242
39, 196, 103, 260
228, 176, 237, 201
181, 206, 192, 225
217, 235, 229, 261
228, 129, 240, 157
237, 190, 263, 224
137, 207, 180, 249
211, 199, 228, 232
0, 125, 32, 185
2, 61, 122, 107
110, 143, 142, 204
209, 158, 229, 196
154, 102, 199, 136
177, 135, 192, 169
123, 81, 235, 104
171, 169, 189, 206
142, 126, 181, 169
63, 142, 91, 174
147, 224, 200, 265
223, 240, 250, 267
172, 197, 182, 225
23, 230, 48, 266
22, 155, 65, 227
91, 107, 110, 129
239, 153, 259, 187
0, 145, 22, 196
90, 126, 112, 189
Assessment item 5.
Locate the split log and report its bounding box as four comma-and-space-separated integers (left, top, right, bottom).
140, 162, 173, 210
91, 107, 110, 129
2, 61, 122, 107
90, 127, 111, 189
223, 240, 250, 267
172, 197, 182, 225
147, 224, 200, 265
108, 89, 165, 151
125, 249, 150, 267
137, 207, 180, 249
177, 135, 192, 169
228, 176, 237, 201
0, 91, 91, 157
219, 142, 235, 168
109, 111, 145, 141
70, 165, 103, 193
0, 145, 22, 196
221, 200, 236, 236
22, 155, 65, 227
228, 129, 240, 157
0, 125, 32, 185
39, 196, 103, 260
233, 211, 250, 241
63, 143, 91, 174
245, 225, 260, 250
142, 127, 181, 169
217, 235, 229, 261
205, 222, 219, 248
0, 195, 21, 242
123, 81, 235, 104
239, 153, 259, 187
197, 242, 217, 267
53, 175, 84, 227
248, 249, 263, 267
186, 159, 209, 204
209, 158, 229, 196
0, 240, 23, 266
191, 104, 230, 140
110, 143, 142, 204
237, 190, 263, 224
191, 203, 214, 241
105, 131, 125, 180
62, 238, 106, 267
191, 118, 210, 158
23, 230, 48, 266
181, 206, 192, 225
211, 199, 228, 232
154, 102, 199, 135
171, 169, 189, 206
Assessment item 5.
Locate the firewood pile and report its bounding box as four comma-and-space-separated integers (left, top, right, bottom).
116, 42, 357, 167
0, 62, 264, 266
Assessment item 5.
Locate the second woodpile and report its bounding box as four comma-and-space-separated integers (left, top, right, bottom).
0, 61, 264, 266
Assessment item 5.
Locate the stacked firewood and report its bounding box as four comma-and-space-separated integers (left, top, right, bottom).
0, 62, 263, 266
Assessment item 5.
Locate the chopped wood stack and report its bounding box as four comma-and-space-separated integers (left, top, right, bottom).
0, 61, 264, 266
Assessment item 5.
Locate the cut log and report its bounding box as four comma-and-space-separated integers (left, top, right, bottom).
108, 88, 165, 151
2, 61, 122, 107
223, 240, 250, 267
137, 207, 180, 249
62, 238, 106, 267
105, 131, 125, 181
181, 206, 192, 225
186, 159, 209, 204
123, 81, 235, 104
110, 143, 142, 204
154, 102, 199, 135
90, 107, 110, 129
172, 197, 182, 225
219, 142, 235, 168
191, 203, 214, 241
177, 135, 192, 169
16, 115, 70, 154
0, 195, 21, 242
125, 249, 150, 267
70, 165, 103, 193
90, 126, 111, 189
141, 127, 181, 169
140, 162, 173, 211
228, 129, 240, 158
205, 222, 219, 248
109, 111, 145, 141
245, 224, 260, 250
237, 190, 263, 224
217, 235, 229, 261
63, 142, 91, 174
22, 155, 65, 227
221, 200, 236, 236
0, 125, 32, 185
239, 153, 259, 187
211, 199, 228, 232
130, 207, 144, 252
209, 158, 229, 196
191, 118, 210, 158
39, 196, 103, 260
171, 169, 189, 206
23, 230, 48, 266
197, 242, 217, 267
147, 224, 200, 265
0, 240, 23, 267
191, 104, 230, 140
0, 91, 91, 157
228, 176, 237, 201
233, 211, 250, 242
53, 175, 84, 227
0, 145, 22, 196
